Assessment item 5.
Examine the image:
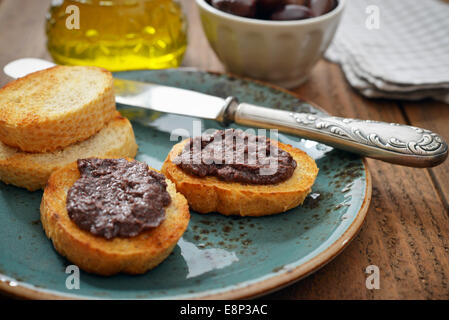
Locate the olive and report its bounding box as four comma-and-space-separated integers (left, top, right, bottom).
270, 4, 312, 21
210, 0, 257, 18
309, 0, 336, 17
258, 0, 281, 12
206, 0, 338, 20
285, 0, 308, 5
256, 0, 282, 18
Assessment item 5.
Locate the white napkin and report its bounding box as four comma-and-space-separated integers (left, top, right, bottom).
325, 0, 449, 103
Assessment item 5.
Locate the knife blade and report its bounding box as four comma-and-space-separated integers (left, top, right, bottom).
3, 58, 448, 168
113, 77, 226, 120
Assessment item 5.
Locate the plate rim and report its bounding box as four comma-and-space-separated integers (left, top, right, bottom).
0, 69, 372, 300
198, 159, 371, 299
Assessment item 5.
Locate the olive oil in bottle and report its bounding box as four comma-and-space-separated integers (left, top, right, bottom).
46, 0, 187, 71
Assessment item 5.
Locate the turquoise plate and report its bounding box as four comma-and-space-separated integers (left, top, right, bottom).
0, 69, 371, 299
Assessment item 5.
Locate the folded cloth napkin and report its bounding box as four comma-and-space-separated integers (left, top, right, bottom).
325, 0, 449, 103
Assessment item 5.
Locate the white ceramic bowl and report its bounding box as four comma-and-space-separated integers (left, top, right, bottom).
195, 0, 345, 88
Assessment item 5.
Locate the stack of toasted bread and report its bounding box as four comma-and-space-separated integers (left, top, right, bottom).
0, 65, 138, 191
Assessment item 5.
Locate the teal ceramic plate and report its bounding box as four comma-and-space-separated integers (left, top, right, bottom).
0, 69, 371, 299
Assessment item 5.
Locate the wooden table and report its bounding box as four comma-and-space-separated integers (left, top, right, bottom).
0, 0, 448, 300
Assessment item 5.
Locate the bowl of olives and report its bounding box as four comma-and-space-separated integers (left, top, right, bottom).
196, 0, 345, 88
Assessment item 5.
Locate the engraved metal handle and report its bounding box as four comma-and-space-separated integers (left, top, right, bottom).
227, 102, 448, 167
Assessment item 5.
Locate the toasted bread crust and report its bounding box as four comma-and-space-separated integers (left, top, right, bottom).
0, 113, 138, 191
40, 159, 190, 276
161, 140, 319, 217
0, 66, 116, 152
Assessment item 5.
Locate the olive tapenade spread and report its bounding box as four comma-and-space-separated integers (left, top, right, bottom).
66, 158, 171, 239
173, 129, 297, 185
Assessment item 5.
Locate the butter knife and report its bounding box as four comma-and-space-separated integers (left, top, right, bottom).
4, 58, 448, 168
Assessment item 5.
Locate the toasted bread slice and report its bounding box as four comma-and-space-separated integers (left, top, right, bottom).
0, 65, 116, 152
162, 139, 319, 216
0, 113, 138, 191
40, 159, 190, 276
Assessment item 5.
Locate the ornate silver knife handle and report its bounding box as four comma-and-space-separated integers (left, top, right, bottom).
224, 100, 448, 167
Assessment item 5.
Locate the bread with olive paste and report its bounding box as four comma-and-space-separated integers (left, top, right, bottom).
0, 65, 116, 152
40, 158, 190, 276
0, 113, 138, 191
161, 139, 319, 217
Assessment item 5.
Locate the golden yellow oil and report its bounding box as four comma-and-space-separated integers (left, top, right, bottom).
46, 0, 187, 71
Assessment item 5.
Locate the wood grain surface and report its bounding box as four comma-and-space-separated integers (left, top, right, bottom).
0, 0, 448, 300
